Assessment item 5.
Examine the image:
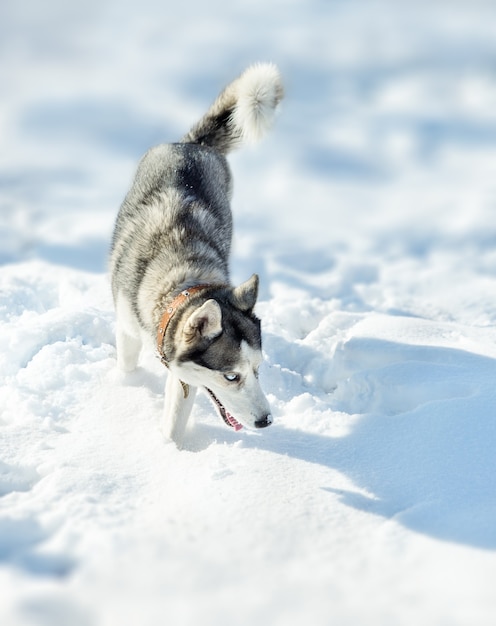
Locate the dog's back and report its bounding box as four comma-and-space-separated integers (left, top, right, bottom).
111, 143, 233, 329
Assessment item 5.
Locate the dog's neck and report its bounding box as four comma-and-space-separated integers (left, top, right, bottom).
156, 284, 214, 365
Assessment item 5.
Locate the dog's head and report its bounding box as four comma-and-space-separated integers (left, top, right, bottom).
168, 274, 272, 431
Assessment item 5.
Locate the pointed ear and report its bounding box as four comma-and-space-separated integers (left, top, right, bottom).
183, 300, 222, 343
231, 274, 259, 312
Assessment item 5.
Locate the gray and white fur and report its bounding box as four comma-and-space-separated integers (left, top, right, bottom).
110, 63, 283, 445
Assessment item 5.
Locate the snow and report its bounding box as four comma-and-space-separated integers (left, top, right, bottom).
2, 0, 496, 624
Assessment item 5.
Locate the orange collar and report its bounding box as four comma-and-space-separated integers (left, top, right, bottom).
156, 284, 213, 364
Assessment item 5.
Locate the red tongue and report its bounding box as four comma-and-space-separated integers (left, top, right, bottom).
226, 411, 243, 431
205, 388, 243, 431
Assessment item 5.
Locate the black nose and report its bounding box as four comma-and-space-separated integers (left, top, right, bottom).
254, 415, 273, 429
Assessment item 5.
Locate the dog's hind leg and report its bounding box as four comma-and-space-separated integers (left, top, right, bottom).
162, 374, 197, 446
115, 292, 142, 372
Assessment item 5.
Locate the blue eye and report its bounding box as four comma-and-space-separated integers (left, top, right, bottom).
224, 373, 240, 382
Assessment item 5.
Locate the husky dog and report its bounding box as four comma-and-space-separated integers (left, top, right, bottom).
110, 63, 283, 444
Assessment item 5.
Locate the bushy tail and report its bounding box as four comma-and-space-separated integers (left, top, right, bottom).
182, 63, 283, 154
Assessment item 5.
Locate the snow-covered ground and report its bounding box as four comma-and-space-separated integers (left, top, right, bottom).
2, 1, 496, 624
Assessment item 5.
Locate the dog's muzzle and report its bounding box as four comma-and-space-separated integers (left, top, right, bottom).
254, 414, 273, 429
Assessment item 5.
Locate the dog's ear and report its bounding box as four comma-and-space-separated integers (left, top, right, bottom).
183, 299, 222, 343
231, 274, 259, 312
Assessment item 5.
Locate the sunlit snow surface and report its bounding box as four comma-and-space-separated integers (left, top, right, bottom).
1, 1, 496, 624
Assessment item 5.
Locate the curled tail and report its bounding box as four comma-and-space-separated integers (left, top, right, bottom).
182, 63, 283, 154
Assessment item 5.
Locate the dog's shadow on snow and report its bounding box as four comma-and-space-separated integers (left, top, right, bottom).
185, 337, 496, 552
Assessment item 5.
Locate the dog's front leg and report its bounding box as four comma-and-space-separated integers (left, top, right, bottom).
162, 373, 197, 446
116, 324, 142, 372
115, 293, 142, 372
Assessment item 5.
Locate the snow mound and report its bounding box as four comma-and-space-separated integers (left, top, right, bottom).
1, 259, 496, 625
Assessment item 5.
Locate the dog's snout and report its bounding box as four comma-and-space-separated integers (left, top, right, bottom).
254, 414, 273, 429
